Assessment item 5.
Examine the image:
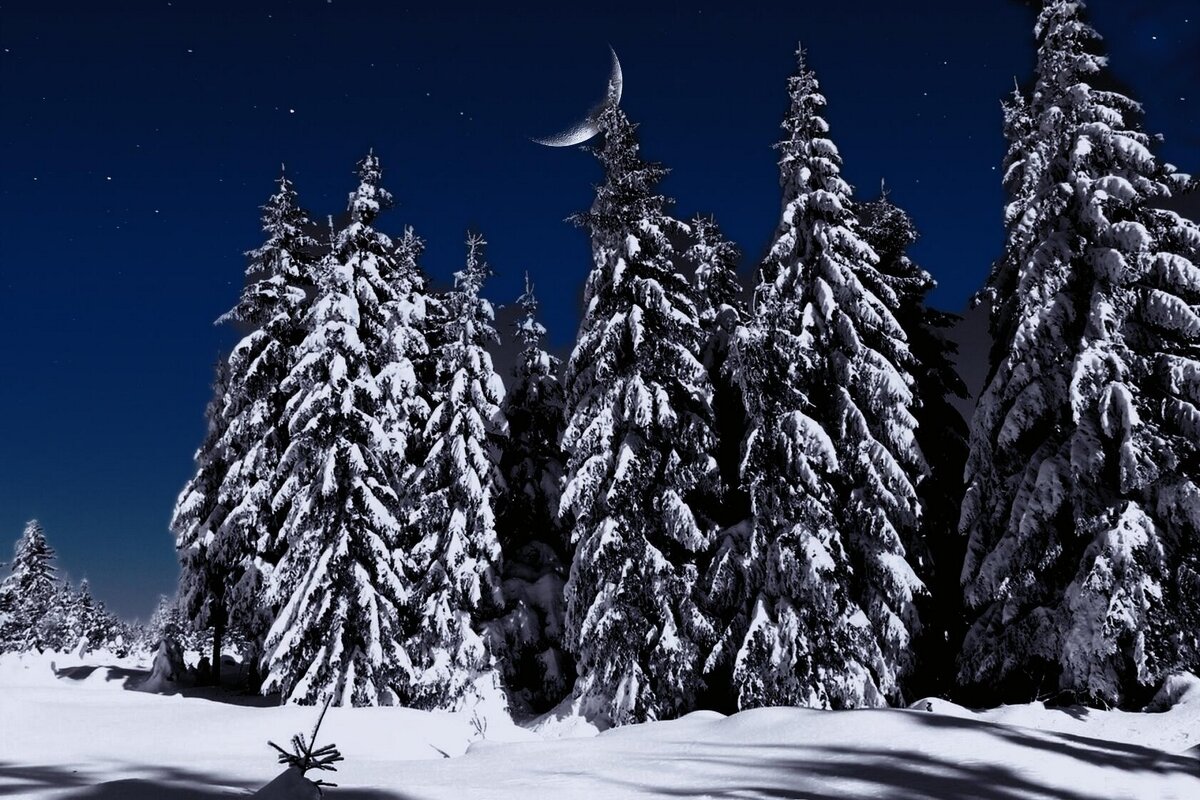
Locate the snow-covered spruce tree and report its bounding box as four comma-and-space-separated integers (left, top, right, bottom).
142, 595, 188, 685
65, 579, 118, 654
0, 521, 67, 652
0, 570, 11, 651
262, 217, 412, 707
172, 170, 318, 686
707, 49, 927, 710
407, 234, 509, 712
335, 153, 434, 489
960, 0, 1200, 706
144, 594, 188, 650
172, 359, 236, 674
560, 96, 718, 725
685, 216, 750, 530
382, 224, 436, 480
36, 581, 73, 654
857, 190, 969, 697
495, 274, 571, 713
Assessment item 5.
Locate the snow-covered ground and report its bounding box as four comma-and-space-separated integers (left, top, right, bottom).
1, 650, 1197, 799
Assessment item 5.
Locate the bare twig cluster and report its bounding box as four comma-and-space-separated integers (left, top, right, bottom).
267, 697, 344, 792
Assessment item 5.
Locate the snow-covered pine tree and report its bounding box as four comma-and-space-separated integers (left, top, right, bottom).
0, 564, 11, 650
172, 170, 318, 686
414, 256, 450, 434
560, 96, 718, 725
65, 579, 118, 654
382, 224, 436, 482
173, 358, 236, 672
335, 153, 433, 489
142, 595, 188, 686
960, 0, 1200, 705
495, 274, 571, 712
262, 203, 412, 707
708, 48, 927, 711
0, 521, 66, 652
977, 82, 1040, 359
685, 216, 750, 530
856, 189, 969, 697
145, 594, 188, 648
36, 579, 73, 654
407, 234, 509, 712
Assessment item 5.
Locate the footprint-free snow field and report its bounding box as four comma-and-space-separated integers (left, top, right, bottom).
2, 651, 1198, 799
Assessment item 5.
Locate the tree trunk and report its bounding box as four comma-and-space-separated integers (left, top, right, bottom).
244, 637, 264, 693
212, 618, 224, 688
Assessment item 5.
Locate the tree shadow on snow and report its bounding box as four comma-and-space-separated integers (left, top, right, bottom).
593, 709, 1198, 799
52, 664, 144, 683
906, 712, 1200, 777
51, 660, 279, 708
0, 762, 249, 799
599, 748, 1095, 800
0, 762, 417, 799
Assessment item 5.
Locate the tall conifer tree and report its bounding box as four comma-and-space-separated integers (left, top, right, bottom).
857, 190, 969, 695
408, 234, 509, 711
496, 275, 571, 712
262, 157, 412, 706
961, 0, 1200, 704
709, 49, 927, 710
560, 95, 719, 725
173, 171, 317, 684
686, 216, 750, 529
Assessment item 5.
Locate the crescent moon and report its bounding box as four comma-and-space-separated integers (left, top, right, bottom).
532, 47, 623, 147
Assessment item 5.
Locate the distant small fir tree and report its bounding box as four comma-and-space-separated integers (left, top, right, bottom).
0, 520, 68, 653
64, 579, 119, 654
146, 594, 188, 648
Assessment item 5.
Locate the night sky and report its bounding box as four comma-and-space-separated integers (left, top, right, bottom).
1, 1, 1196, 619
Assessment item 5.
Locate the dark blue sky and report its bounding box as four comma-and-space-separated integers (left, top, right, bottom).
1, 1, 1196, 619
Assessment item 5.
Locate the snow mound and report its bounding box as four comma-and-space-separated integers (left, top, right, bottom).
134, 639, 187, 694
906, 696, 979, 720
1146, 672, 1200, 712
